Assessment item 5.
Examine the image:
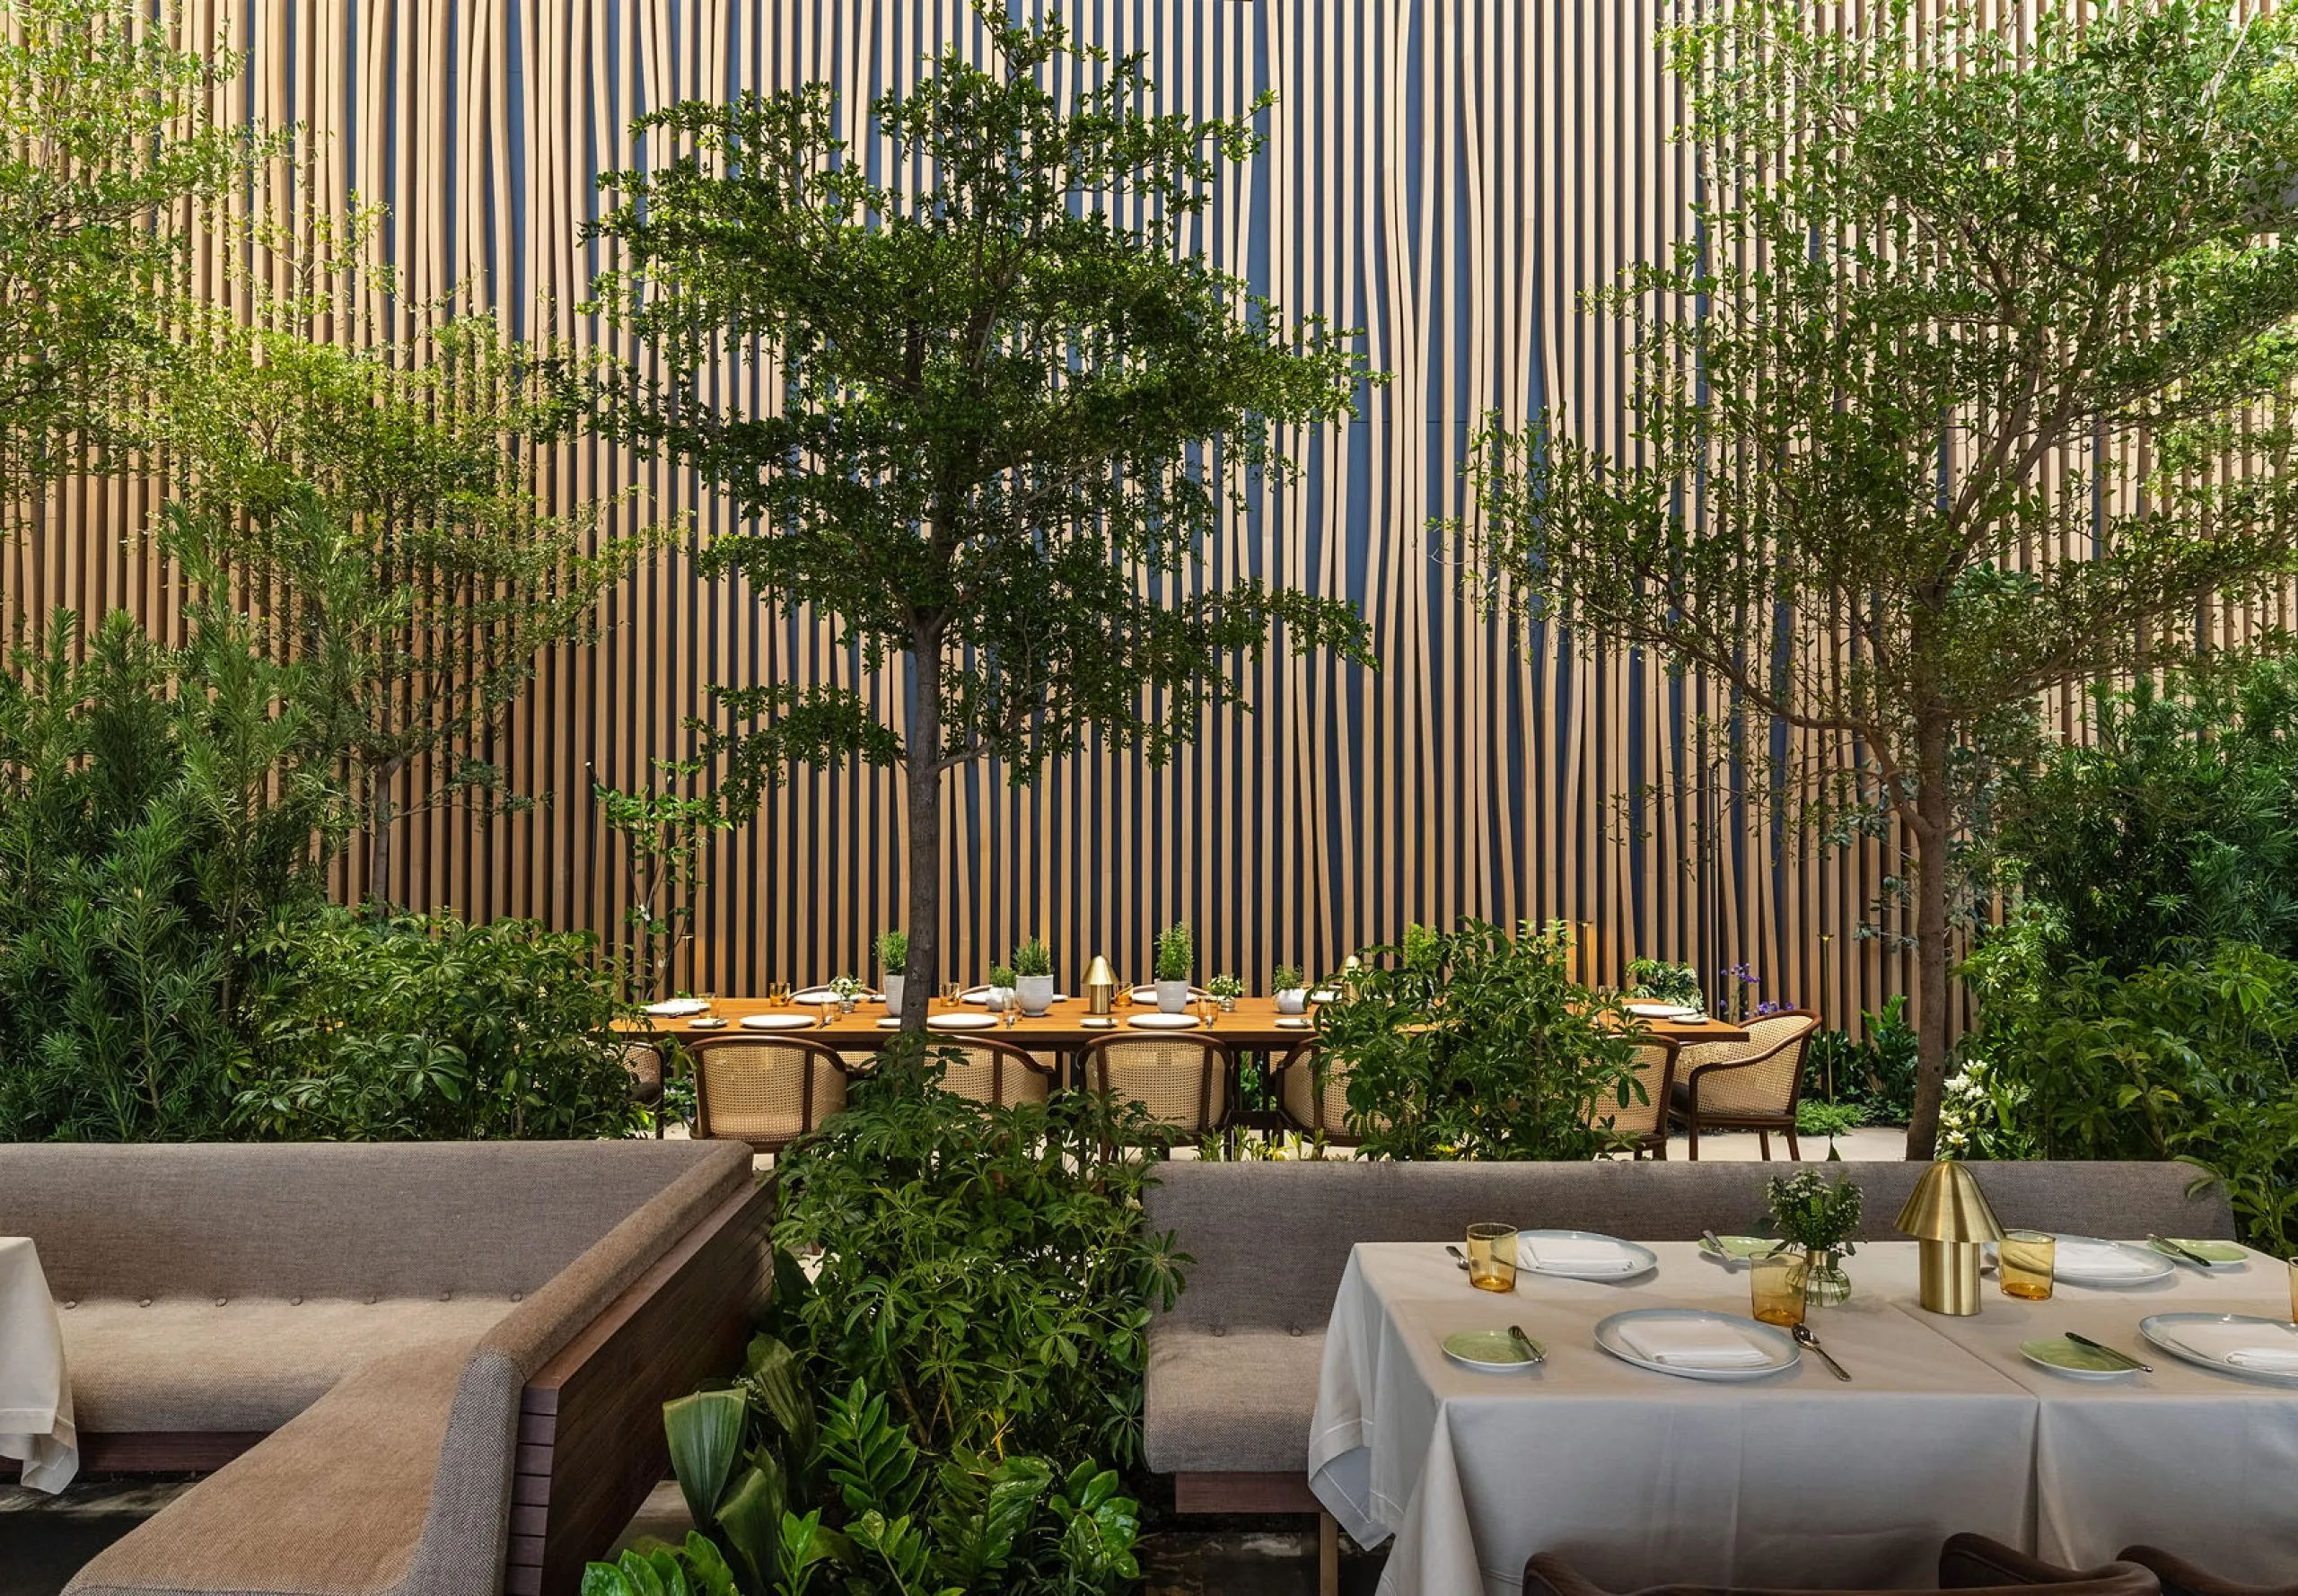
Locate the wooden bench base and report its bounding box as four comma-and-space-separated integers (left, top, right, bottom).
1172, 1472, 1338, 1596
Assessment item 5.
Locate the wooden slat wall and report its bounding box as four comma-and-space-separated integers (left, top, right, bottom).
2, 0, 1921, 1026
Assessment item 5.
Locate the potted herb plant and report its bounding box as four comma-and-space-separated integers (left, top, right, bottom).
1013, 935, 1056, 1015
1273, 964, 1308, 1015
987, 963, 1018, 1012
875, 929, 908, 1013
1206, 973, 1244, 1012
1153, 922, 1194, 1013
1767, 1169, 1862, 1307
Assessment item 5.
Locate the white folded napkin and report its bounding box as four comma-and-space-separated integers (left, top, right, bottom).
1617, 1318, 1773, 1368
2166, 1321, 2298, 1372
2054, 1241, 2156, 1278
1519, 1235, 1642, 1275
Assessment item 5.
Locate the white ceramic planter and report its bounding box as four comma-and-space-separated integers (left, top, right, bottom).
1155, 978, 1191, 1013
987, 986, 1016, 1012
1015, 974, 1056, 1015
1276, 987, 1308, 1015
881, 974, 906, 1013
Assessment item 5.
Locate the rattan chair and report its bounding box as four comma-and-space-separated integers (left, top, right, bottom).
1669, 1008, 1820, 1161
925, 1035, 1059, 1108
1590, 1035, 1679, 1160
689, 1033, 852, 1153
1271, 1039, 1362, 1146
2116, 1545, 2298, 1596
1082, 1031, 1232, 1141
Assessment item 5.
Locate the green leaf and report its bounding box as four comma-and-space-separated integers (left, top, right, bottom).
664, 1387, 749, 1527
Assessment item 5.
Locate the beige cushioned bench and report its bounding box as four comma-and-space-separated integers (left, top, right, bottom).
0, 1140, 775, 1596
1142, 1159, 2237, 1502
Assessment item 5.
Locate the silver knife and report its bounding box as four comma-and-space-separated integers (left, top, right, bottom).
1702, 1229, 1741, 1268
2065, 1329, 2152, 1372
2148, 1234, 2215, 1271
1507, 1324, 1548, 1364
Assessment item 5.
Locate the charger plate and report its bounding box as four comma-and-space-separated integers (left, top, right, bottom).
1594, 1308, 1799, 1382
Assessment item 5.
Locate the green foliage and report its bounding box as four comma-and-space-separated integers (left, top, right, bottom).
873, 930, 908, 972
1459, 0, 2298, 1155
584, 5, 1376, 1023
1316, 919, 1644, 1162
1960, 932, 2298, 1250
598, 758, 735, 1003
1271, 965, 1304, 994
1153, 924, 1193, 984
1205, 974, 1244, 1001
1804, 995, 1919, 1127
987, 966, 1017, 992
1625, 959, 1703, 1011
230, 908, 643, 1141
1012, 937, 1052, 979
0, 609, 338, 1140
1794, 1098, 1868, 1141
767, 1043, 1187, 1472
1766, 1170, 1864, 1255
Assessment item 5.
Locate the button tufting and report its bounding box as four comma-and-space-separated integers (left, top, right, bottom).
290, 1295, 303, 1306
60, 1300, 75, 1311
215, 1297, 228, 1307
509, 1292, 522, 1302
364, 1294, 377, 1304
136, 1297, 151, 1308
438, 1291, 452, 1302
1211, 1325, 1226, 1337
1289, 1326, 1304, 1337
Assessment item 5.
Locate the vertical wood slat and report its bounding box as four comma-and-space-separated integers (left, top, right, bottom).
4, 0, 2145, 1036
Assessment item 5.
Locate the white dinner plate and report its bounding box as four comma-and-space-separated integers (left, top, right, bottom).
642, 997, 712, 1017
793, 985, 879, 1004
926, 1013, 999, 1031
687, 1017, 728, 1030
875, 1017, 901, 1030
1625, 1001, 1699, 1020
1515, 1229, 1658, 1281
739, 1013, 817, 1031
2140, 1313, 2298, 1388
2049, 1235, 2176, 1288
1127, 1013, 1201, 1030
1274, 1016, 1312, 1030
1311, 987, 1341, 1003
962, 987, 1070, 1004
1131, 986, 1207, 1004
1594, 1308, 1800, 1381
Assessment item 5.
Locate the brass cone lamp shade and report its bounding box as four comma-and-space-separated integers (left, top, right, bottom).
1083, 955, 1118, 1016
1896, 1159, 2005, 1315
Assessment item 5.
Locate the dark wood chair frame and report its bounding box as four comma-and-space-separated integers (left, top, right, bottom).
689, 1032, 855, 1154
1602, 1033, 1680, 1160
1080, 1031, 1235, 1143
1668, 1008, 1820, 1162
920, 1032, 1062, 1108
1268, 1038, 1364, 1148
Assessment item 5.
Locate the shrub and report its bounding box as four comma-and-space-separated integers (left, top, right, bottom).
873, 929, 907, 970
1153, 923, 1191, 982
232, 908, 643, 1141
1794, 1097, 1867, 1140
1318, 919, 1645, 1161
1625, 958, 1703, 1011
1803, 995, 1918, 1126
1012, 935, 1052, 978
1272, 963, 1304, 993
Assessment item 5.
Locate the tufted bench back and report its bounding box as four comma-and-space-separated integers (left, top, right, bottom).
0, 1140, 741, 1302
1142, 1158, 2235, 1337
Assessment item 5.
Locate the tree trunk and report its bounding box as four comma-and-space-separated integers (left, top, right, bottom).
365, 766, 396, 913
1903, 732, 1952, 1160
899, 632, 943, 1032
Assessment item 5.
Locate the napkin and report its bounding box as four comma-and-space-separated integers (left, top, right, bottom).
1616, 1318, 1773, 1368
2164, 1321, 2298, 1372
2054, 1241, 2158, 1279
1519, 1235, 1643, 1275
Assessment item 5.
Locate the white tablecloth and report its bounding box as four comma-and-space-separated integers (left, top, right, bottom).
0, 1236, 77, 1493
1309, 1239, 2298, 1594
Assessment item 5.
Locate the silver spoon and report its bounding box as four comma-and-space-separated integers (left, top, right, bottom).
1445, 1244, 1469, 1271
1792, 1322, 1851, 1381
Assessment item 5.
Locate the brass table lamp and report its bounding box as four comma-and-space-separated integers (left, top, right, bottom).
1083, 955, 1118, 1017
1896, 1158, 2004, 1315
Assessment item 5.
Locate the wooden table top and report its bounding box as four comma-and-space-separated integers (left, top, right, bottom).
624, 995, 1751, 1050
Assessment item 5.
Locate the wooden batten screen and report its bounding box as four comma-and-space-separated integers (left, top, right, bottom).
4, 0, 1939, 1026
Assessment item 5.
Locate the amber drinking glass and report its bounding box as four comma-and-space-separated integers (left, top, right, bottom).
766, 981, 793, 1008
1749, 1252, 1807, 1329
1465, 1223, 1518, 1293
1999, 1231, 2056, 1302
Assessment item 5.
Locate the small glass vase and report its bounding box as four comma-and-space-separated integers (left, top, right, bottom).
1802, 1249, 1852, 1308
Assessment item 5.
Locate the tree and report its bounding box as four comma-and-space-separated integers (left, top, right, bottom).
1460, 0, 2298, 1157
0, 0, 265, 504
587, 7, 1376, 1028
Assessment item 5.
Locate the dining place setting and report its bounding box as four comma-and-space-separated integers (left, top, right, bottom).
1306, 1161, 2298, 1593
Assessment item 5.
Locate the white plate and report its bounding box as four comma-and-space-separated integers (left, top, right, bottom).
1080, 1016, 1116, 1029
1626, 1001, 1699, 1020
1311, 987, 1341, 1003
643, 997, 712, 1017
1595, 1308, 1800, 1381
1274, 1015, 1312, 1030
1131, 986, 1206, 1004
1127, 1013, 1201, 1030
961, 987, 1071, 1004
687, 1017, 728, 1030
2049, 1235, 2176, 1288
1515, 1230, 1658, 1281
875, 1017, 901, 1030
2141, 1313, 2298, 1387
739, 1013, 817, 1031
926, 1013, 999, 1031
793, 985, 878, 1004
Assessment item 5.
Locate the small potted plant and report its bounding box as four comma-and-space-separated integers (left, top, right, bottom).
1206, 973, 1244, 1012
1766, 1169, 1862, 1307
1013, 936, 1056, 1015
1153, 923, 1193, 1013
875, 929, 908, 1012
828, 973, 864, 1018
1272, 963, 1308, 1015
987, 963, 1018, 1012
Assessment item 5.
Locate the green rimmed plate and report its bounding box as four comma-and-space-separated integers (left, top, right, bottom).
1697, 1234, 1776, 1263
1442, 1329, 1545, 1372
2021, 1336, 2142, 1380
2145, 1238, 2249, 1267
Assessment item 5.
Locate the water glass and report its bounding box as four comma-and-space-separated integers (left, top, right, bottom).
2000, 1231, 2056, 1302
766, 981, 792, 1007
940, 981, 960, 1008
1465, 1223, 1518, 1293
1749, 1251, 1807, 1329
